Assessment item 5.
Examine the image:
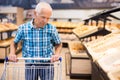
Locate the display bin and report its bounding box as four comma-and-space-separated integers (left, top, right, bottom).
67, 41, 91, 79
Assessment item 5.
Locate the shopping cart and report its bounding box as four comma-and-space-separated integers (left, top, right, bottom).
0, 57, 62, 80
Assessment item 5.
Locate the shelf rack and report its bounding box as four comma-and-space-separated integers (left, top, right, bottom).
72, 6, 120, 42
83, 7, 120, 80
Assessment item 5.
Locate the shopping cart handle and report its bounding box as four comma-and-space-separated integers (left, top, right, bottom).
5, 57, 62, 62
5, 57, 9, 62
59, 57, 62, 62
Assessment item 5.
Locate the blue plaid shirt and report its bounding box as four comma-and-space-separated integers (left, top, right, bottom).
14, 20, 61, 62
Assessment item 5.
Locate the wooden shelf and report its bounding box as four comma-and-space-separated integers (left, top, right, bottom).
67, 41, 91, 79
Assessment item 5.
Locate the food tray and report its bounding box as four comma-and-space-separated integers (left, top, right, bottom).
73, 25, 98, 38
68, 41, 87, 57
84, 32, 120, 61
85, 32, 120, 47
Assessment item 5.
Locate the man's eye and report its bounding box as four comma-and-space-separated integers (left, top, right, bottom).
41, 16, 44, 18
41, 17, 49, 20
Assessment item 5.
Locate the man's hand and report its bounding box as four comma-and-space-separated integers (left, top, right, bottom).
51, 54, 60, 62
8, 54, 18, 62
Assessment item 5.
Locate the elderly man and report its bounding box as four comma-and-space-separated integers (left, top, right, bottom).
9, 2, 62, 80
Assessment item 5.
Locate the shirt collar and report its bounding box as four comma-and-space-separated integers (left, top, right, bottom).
29, 19, 34, 29
30, 19, 48, 30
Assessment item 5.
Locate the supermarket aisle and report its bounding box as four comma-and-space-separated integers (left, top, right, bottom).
0, 48, 90, 80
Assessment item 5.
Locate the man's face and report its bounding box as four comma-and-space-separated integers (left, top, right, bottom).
34, 8, 52, 28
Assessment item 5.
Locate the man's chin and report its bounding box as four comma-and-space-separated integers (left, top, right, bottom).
42, 24, 47, 27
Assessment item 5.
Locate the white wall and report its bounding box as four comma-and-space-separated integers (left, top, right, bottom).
51, 9, 104, 21
24, 9, 120, 23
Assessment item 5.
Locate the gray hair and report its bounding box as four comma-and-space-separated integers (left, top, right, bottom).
35, 2, 52, 14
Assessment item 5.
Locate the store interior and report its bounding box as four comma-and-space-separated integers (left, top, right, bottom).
0, 0, 120, 80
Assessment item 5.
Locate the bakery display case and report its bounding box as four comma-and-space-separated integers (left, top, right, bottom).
79, 7, 120, 40
76, 7, 120, 80
50, 21, 83, 34
0, 6, 24, 62
0, 23, 21, 62
67, 41, 91, 79
84, 32, 120, 80
0, 37, 14, 60
85, 32, 120, 61
83, 7, 120, 79
72, 20, 111, 43
68, 41, 85, 57
0, 23, 18, 39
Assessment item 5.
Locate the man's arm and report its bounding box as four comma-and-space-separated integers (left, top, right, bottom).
51, 43, 62, 62
55, 43, 62, 55
8, 41, 18, 62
